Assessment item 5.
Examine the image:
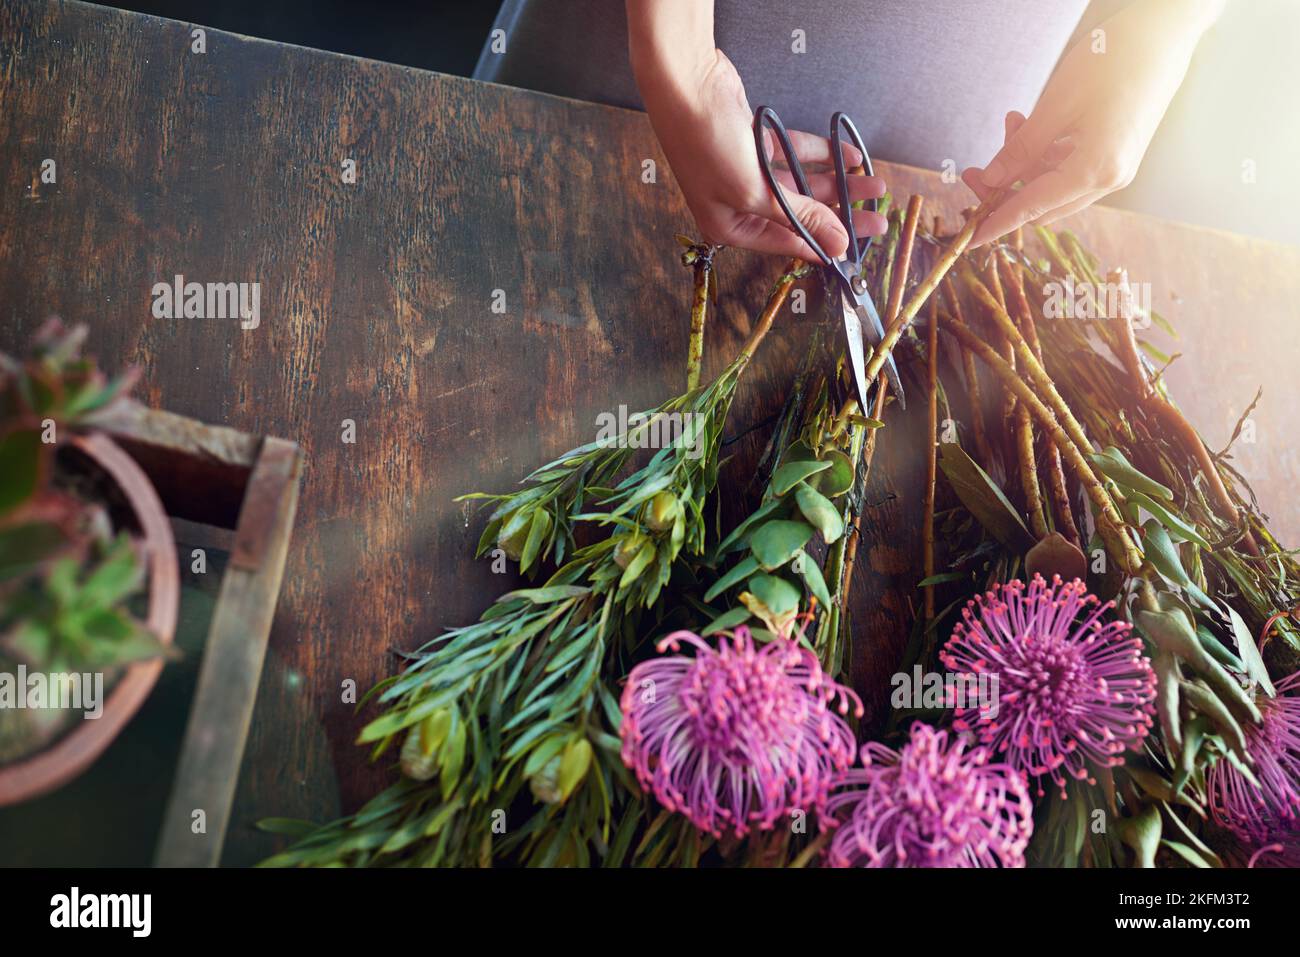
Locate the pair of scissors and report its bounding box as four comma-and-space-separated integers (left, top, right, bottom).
752, 105, 905, 411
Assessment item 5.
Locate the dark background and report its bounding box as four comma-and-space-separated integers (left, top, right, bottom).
113, 0, 503, 76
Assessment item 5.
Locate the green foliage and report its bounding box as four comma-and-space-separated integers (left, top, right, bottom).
1, 533, 165, 673
0, 319, 158, 678
265, 355, 753, 867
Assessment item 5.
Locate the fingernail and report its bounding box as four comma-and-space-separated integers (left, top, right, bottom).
981, 160, 1006, 187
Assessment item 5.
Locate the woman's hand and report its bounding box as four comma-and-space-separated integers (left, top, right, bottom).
627, 1, 885, 262
964, 0, 1225, 246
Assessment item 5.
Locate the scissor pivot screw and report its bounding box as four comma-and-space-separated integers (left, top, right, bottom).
850, 275, 867, 295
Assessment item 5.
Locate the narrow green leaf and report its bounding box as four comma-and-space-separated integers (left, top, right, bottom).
938, 443, 1034, 551
703, 555, 760, 603
794, 549, 831, 609
1090, 446, 1173, 501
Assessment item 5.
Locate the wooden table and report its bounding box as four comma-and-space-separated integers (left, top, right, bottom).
4, 0, 1299, 864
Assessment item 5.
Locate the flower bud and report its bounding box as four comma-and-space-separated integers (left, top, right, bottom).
496, 509, 532, 562
613, 532, 643, 569
529, 753, 563, 804
399, 709, 451, 781
644, 491, 681, 533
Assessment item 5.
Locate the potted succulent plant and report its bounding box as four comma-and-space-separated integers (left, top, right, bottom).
0, 319, 178, 805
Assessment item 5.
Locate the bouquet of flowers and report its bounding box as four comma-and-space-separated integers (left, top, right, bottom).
262, 193, 1300, 868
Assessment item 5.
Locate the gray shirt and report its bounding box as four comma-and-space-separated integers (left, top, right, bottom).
475, 0, 1091, 170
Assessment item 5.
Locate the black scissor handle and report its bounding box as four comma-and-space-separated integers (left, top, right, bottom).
830, 112, 877, 266
753, 105, 831, 268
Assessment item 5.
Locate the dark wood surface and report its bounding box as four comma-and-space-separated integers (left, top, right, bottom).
4, 0, 1299, 864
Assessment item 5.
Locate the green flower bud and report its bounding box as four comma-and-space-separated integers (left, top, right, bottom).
496, 509, 532, 562
613, 532, 643, 569
529, 753, 563, 804
399, 708, 451, 781
644, 491, 681, 533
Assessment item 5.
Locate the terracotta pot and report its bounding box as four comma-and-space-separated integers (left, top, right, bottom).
0, 431, 179, 806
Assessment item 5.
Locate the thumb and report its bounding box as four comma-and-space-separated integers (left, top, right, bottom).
779, 192, 849, 261
980, 109, 1058, 189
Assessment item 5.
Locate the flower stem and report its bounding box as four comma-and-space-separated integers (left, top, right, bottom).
839, 195, 924, 606
1109, 269, 1261, 557
923, 288, 940, 621
944, 319, 1142, 574
741, 259, 805, 361
684, 245, 717, 390
1001, 252, 1079, 546
860, 192, 1001, 384
962, 272, 1098, 479
941, 274, 994, 467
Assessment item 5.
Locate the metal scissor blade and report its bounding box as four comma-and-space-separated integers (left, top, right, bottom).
854, 296, 906, 410
839, 298, 872, 415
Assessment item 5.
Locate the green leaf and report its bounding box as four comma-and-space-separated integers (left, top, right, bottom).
1126, 490, 1211, 549
0, 521, 67, 581
618, 539, 657, 590
793, 549, 831, 609
1226, 606, 1274, 697
812, 449, 854, 497
0, 427, 44, 515
1142, 521, 1190, 588
519, 507, 552, 573
496, 508, 533, 561
1139, 604, 1261, 726
475, 515, 503, 558
703, 555, 760, 603
744, 573, 801, 620
916, 571, 966, 587
938, 442, 1034, 551
771, 458, 832, 496
558, 739, 593, 801
255, 818, 321, 838
439, 718, 467, 796
713, 498, 785, 556
79, 616, 169, 667
794, 483, 843, 544
1090, 446, 1173, 501
1120, 804, 1162, 868
701, 606, 751, 635
1161, 839, 1213, 869
80, 535, 144, 609
496, 585, 588, 604
749, 520, 814, 571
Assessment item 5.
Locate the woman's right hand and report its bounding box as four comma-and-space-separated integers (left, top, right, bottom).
627, 2, 885, 262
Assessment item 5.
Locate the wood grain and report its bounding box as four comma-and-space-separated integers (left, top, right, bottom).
3, 0, 1299, 863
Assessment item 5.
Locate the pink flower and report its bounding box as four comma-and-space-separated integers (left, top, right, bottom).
939, 575, 1156, 797
824, 723, 1033, 867
619, 626, 862, 838
1208, 670, 1300, 837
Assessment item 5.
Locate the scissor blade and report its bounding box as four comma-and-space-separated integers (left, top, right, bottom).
839, 299, 872, 415
855, 297, 906, 410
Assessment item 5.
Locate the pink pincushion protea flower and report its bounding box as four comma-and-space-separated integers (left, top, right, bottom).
824, 723, 1033, 867
939, 575, 1157, 797
619, 626, 862, 839
1208, 670, 1300, 837
1242, 834, 1300, 868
